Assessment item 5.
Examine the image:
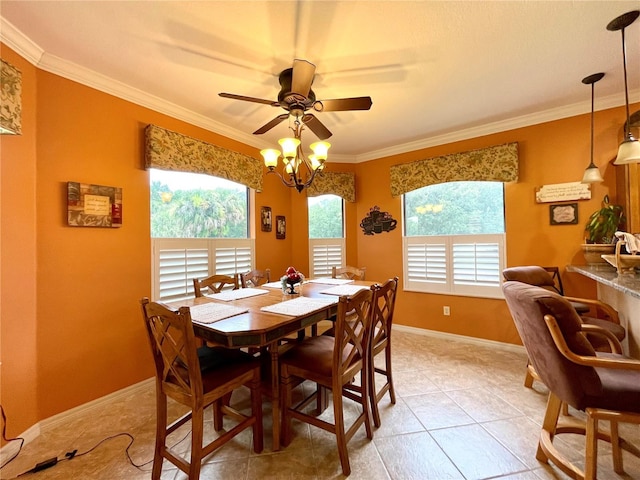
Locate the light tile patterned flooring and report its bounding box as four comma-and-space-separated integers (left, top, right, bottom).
2, 330, 639, 479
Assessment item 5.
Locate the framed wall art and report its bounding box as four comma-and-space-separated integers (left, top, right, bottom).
261, 206, 272, 232
67, 182, 122, 227
276, 215, 286, 239
549, 203, 578, 225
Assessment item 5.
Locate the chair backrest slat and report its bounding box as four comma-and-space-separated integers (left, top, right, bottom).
193, 274, 239, 297
371, 277, 399, 347
241, 269, 271, 288
332, 266, 366, 281
333, 288, 374, 376
141, 298, 203, 398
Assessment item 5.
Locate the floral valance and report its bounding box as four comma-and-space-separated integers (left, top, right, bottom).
306, 171, 356, 203
389, 142, 519, 197
1, 59, 22, 135
145, 124, 263, 191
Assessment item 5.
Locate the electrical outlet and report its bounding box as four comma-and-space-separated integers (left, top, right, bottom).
443, 306, 450, 316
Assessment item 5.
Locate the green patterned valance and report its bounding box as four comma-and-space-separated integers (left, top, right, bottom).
306, 171, 356, 203
1, 59, 22, 135
145, 124, 263, 191
390, 142, 519, 197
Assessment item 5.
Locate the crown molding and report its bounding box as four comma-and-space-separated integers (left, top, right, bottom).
0, 17, 43, 64
353, 90, 640, 163
3, 15, 638, 165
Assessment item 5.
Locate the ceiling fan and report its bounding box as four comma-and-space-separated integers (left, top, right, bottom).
218, 59, 373, 140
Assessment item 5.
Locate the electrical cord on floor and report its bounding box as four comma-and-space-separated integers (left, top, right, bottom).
1, 405, 194, 479
9, 433, 151, 478
0, 405, 25, 469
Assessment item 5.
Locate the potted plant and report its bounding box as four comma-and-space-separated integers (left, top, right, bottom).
581, 195, 625, 265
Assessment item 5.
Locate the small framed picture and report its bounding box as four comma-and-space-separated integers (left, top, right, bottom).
276, 215, 286, 239
261, 206, 272, 232
549, 203, 578, 225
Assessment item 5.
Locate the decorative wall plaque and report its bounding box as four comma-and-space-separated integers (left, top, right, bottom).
360, 206, 397, 235
67, 182, 122, 227
535, 182, 591, 203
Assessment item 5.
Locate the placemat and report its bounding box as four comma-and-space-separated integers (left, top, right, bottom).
308, 277, 354, 285
260, 297, 338, 316
189, 302, 249, 324
262, 281, 286, 289
206, 288, 269, 301
320, 284, 370, 296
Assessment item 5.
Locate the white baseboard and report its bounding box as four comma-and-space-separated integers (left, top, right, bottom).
0, 377, 154, 461
394, 324, 526, 354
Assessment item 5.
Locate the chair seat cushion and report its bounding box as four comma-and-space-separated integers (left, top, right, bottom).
280, 336, 357, 378
589, 353, 640, 413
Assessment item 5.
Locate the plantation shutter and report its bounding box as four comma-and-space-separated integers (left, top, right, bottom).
152, 238, 255, 301
309, 240, 344, 277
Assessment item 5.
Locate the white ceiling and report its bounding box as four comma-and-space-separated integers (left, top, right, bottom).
1, 1, 639, 162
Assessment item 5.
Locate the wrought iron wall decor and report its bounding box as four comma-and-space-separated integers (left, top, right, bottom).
360, 206, 397, 235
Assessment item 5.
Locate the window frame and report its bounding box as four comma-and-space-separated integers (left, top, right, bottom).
402, 182, 506, 298
308, 195, 346, 277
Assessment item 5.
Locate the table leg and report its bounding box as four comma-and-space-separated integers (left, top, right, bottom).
269, 340, 281, 451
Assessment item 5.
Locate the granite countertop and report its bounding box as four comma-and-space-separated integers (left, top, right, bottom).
567, 264, 640, 300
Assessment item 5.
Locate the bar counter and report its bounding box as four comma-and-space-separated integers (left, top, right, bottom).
567, 264, 640, 358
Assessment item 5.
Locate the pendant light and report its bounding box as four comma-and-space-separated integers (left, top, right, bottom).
607, 10, 640, 165
581, 73, 605, 183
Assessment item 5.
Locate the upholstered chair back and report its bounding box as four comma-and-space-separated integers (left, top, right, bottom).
503, 266, 559, 293
502, 281, 602, 410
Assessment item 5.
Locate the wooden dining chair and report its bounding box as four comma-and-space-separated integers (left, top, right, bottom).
332, 265, 366, 281
240, 268, 270, 288
193, 273, 239, 297
280, 288, 375, 476
369, 277, 399, 428
502, 281, 640, 480
140, 298, 263, 479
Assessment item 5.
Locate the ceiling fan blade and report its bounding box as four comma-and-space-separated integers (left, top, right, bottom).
313, 96, 373, 112
290, 59, 316, 98
219, 92, 278, 106
302, 114, 332, 140
253, 114, 289, 135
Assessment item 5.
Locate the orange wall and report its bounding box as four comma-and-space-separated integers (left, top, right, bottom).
1, 43, 637, 437
351, 107, 632, 343
0, 46, 39, 440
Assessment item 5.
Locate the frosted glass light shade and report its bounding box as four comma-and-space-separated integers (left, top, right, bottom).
310, 141, 331, 160
308, 154, 322, 171
581, 164, 604, 183
260, 149, 280, 168
278, 137, 300, 159
614, 135, 640, 165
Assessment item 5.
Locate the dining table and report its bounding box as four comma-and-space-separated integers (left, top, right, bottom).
170, 277, 374, 451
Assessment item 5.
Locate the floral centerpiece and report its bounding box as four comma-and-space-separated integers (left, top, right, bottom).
281, 266, 305, 294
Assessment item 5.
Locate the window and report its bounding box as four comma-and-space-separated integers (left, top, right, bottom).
150, 169, 253, 301
403, 181, 506, 298
308, 195, 345, 277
